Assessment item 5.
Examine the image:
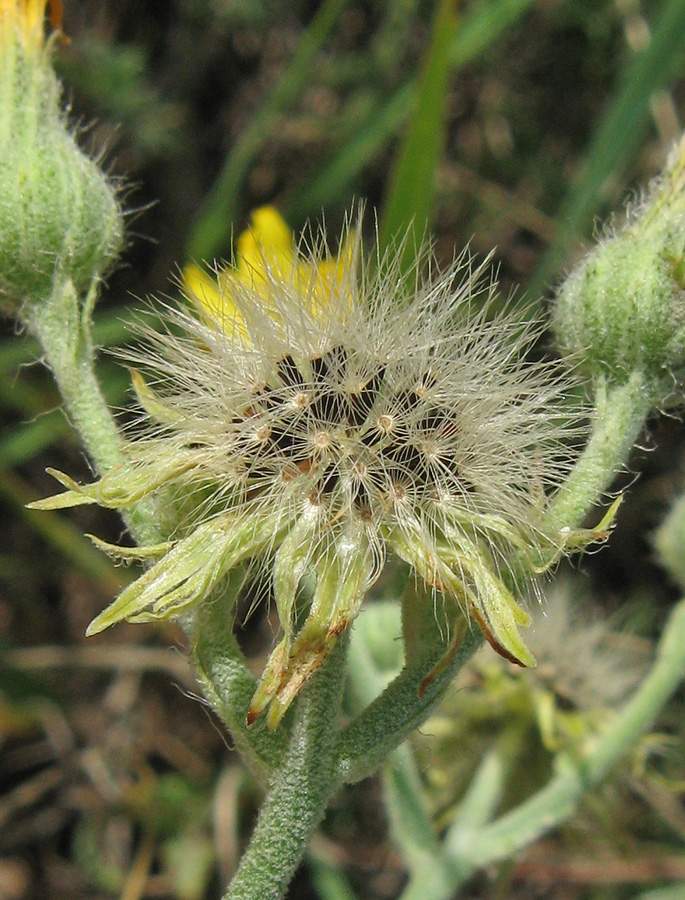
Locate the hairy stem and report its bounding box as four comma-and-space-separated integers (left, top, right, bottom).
224, 636, 348, 900
25, 276, 162, 545
545, 371, 654, 533
335, 628, 479, 785
192, 584, 287, 785
26, 277, 122, 471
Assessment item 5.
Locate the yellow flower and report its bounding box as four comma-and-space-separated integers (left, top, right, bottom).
0, 0, 61, 53
183, 206, 354, 341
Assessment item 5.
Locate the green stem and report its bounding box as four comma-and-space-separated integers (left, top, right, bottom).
452, 596, 685, 874
397, 596, 685, 900
335, 629, 479, 785
396, 736, 516, 900
224, 636, 348, 900
389, 738, 510, 900
192, 583, 287, 785
382, 745, 441, 871
545, 370, 654, 533
25, 275, 162, 545
26, 277, 122, 472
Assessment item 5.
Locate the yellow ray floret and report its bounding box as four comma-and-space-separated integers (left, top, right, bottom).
183, 206, 354, 341
0, 0, 62, 51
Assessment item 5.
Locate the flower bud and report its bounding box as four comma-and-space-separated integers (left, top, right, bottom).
553, 136, 685, 394
0, 1, 123, 314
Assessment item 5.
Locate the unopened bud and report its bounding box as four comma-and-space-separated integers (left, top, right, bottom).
554, 135, 685, 396
0, 0, 123, 314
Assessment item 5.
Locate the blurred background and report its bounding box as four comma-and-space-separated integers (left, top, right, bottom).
1, 1, 685, 898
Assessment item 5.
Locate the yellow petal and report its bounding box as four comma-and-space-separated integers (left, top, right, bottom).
235, 206, 295, 285
183, 263, 248, 340
0, 0, 58, 51
183, 263, 226, 318
184, 207, 356, 342
298, 230, 356, 322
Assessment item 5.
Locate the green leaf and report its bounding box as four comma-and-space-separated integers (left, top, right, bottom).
378, 0, 458, 270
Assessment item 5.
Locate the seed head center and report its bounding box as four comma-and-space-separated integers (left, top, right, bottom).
376, 414, 394, 433
313, 430, 332, 450
418, 438, 439, 461
253, 424, 271, 444
290, 391, 310, 410
391, 481, 406, 501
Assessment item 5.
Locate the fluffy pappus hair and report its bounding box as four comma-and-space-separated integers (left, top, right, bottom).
34, 209, 600, 726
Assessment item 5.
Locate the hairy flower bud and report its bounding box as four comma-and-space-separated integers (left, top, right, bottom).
553, 135, 685, 395
0, 0, 123, 313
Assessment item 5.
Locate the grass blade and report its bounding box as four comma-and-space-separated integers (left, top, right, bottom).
0, 415, 68, 467
378, 0, 458, 267
530, 0, 685, 296
288, 0, 538, 223
0, 466, 130, 595
186, 0, 350, 263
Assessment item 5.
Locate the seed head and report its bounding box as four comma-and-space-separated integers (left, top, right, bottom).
34, 207, 608, 726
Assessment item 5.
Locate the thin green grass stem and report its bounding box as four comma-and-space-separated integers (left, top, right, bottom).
381, 745, 441, 871
378, 0, 458, 267
307, 858, 359, 900
288, 0, 538, 222
186, 0, 350, 262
